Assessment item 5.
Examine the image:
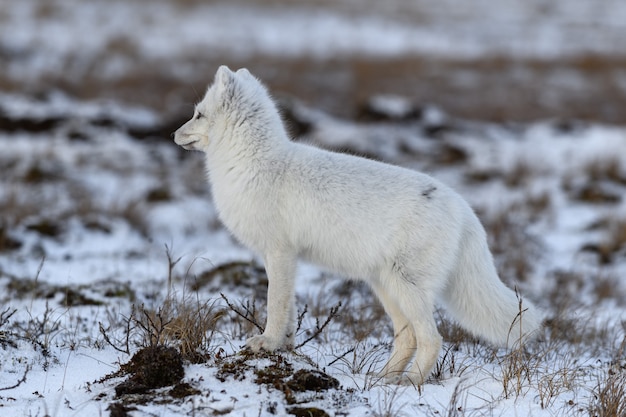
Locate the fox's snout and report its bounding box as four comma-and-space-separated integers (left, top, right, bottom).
173, 124, 201, 151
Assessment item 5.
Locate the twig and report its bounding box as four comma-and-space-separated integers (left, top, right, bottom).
98, 304, 137, 355
296, 304, 308, 334
99, 322, 130, 355
327, 346, 356, 367
98, 305, 136, 355
220, 293, 264, 332
136, 305, 173, 346
295, 301, 342, 350
0, 364, 30, 391
164, 243, 182, 299
34, 256, 45, 283
0, 308, 18, 348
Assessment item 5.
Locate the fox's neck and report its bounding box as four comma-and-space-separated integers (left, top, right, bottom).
205, 117, 291, 186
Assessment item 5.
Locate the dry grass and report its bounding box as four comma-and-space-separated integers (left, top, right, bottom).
3, 52, 626, 123
2, 244, 625, 416
502, 159, 537, 188
371, 386, 410, 417
430, 343, 474, 384
329, 342, 389, 389
585, 157, 626, 185
481, 205, 542, 284
98, 294, 224, 363
595, 218, 626, 265
436, 313, 480, 347
535, 354, 580, 410
1, 49, 625, 414
588, 336, 626, 417
592, 272, 623, 304
137, 297, 224, 362
581, 216, 626, 265
563, 157, 625, 206
331, 282, 388, 342
589, 369, 626, 417
494, 318, 624, 412
498, 341, 539, 399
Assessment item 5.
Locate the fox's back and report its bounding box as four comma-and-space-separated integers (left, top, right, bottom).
268, 143, 468, 277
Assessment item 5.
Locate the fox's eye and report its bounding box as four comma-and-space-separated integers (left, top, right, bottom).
194, 112, 203, 120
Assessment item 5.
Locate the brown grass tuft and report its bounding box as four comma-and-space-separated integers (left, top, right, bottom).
137, 296, 224, 363
588, 369, 626, 417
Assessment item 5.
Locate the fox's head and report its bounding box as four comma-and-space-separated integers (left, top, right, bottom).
173, 65, 263, 152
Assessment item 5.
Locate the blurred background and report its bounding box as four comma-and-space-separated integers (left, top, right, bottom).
2, 0, 626, 125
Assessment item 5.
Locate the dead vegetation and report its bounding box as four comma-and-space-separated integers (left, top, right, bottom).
1, 55, 625, 415
581, 216, 626, 265
481, 204, 543, 285
3, 35, 626, 123
1, 225, 625, 416
589, 369, 626, 417
0, 307, 18, 349
588, 335, 626, 417
98, 294, 224, 363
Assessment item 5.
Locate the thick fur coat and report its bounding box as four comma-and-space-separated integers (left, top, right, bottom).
174, 66, 542, 384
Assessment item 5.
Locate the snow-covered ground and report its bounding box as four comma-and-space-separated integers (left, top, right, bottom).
1, 91, 625, 417
3, 0, 626, 63
1, 1, 625, 416
1, 0, 626, 122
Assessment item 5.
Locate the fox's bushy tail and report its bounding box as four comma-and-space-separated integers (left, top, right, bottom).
442, 217, 542, 347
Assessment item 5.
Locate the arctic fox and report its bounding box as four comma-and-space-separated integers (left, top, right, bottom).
174, 66, 542, 385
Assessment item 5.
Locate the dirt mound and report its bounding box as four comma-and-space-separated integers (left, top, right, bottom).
115, 345, 184, 396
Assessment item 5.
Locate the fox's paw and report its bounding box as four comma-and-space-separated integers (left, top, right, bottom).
397, 372, 425, 387
375, 370, 425, 386
245, 334, 283, 353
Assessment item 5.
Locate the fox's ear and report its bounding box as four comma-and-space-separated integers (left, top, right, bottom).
236, 68, 252, 78
215, 65, 235, 90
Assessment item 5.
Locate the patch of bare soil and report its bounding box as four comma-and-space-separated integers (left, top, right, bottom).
217, 350, 339, 410
115, 345, 185, 396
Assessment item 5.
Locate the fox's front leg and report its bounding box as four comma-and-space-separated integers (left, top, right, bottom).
246, 252, 297, 352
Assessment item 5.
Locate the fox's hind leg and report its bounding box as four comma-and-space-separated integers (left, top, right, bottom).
377, 268, 443, 386
371, 280, 417, 382
402, 302, 441, 386
400, 287, 442, 386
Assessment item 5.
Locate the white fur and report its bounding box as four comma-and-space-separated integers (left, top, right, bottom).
174, 66, 542, 385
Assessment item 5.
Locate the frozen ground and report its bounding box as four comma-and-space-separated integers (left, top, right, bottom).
1, 0, 626, 122
1, 1, 626, 416
4, 0, 625, 63
1, 91, 625, 417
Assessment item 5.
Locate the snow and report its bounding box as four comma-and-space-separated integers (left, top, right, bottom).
1, 1, 626, 416
1, 91, 625, 416
2, 0, 626, 76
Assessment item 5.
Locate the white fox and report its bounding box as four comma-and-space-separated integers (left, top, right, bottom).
174, 66, 542, 385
